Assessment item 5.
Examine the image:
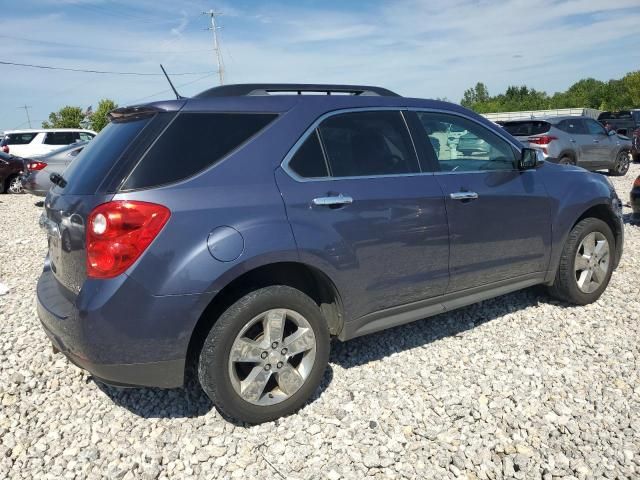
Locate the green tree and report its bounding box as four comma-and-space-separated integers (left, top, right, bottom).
461, 82, 489, 108
89, 98, 118, 132
622, 71, 640, 107
42, 106, 84, 129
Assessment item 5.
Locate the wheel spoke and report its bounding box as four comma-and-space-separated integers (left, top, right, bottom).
577, 269, 593, 290
230, 338, 264, 362
574, 254, 589, 272
240, 366, 271, 402
276, 363, 305, 395
264, 309, 286, 345
594, 240, 608, 258
283, 328, 315, 356
581, 233, 596, 256
596, 262, 608, 282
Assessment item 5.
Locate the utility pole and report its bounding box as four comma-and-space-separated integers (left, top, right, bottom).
202, 9, 224, 85
18, 105, 32, 128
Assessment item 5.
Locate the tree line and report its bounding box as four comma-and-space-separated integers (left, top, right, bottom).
461, 71, 640, 113
42, 99, 117, 132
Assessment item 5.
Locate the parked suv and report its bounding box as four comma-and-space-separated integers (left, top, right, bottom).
502, 116, 632, 175
37, 84, 624, 423
597, 110, 640, 163
1, 129, 95, 157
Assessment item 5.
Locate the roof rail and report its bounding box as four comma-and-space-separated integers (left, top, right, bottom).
195, 83, 400, 98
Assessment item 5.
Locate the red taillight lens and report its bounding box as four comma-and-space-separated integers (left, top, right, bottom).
528, 135, 557, 145
86, 201, 171, 279
28, 161, 47, 171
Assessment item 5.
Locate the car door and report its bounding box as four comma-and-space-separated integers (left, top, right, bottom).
275, 109, 449, 320
411, 110, 551, 293
583, 118, 612, 167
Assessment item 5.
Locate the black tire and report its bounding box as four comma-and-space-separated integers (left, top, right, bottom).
548, 218, 615, 305
608, 151, 630, 176
558, 156, 575, 166
198, 286, 330, 424
5, 174, 23, 194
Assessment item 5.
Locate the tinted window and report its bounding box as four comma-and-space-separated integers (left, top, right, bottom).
122, 113, 277, 190
288, 131, 328, 178
557, 119, 586, 134
79, 132, 94, 142
317, 111, 419, 177
2, 133, 36, 145
502, 121, 550, 136
44, 132, 78, 145
417, 112, 516, 172
60, 117, 151, 194
585, 119, 606, 136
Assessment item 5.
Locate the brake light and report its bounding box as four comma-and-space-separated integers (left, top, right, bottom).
528, 135, 557, 145
27, 161, 47, 171
86, 201, 171, 279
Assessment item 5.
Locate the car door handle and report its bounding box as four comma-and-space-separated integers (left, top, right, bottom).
450, 191, 479, 201
570, 139, 576, 143
312, 194, 354, 207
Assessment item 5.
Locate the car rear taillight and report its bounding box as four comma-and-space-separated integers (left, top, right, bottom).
527, 135, 557, 145
27, 161, 47, 171
86, 201, 171, 279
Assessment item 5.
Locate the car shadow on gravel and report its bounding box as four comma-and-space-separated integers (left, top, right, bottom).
94, 365, 335, 425
330, 286, 551, 369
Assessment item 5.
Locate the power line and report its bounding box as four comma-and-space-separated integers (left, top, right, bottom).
0, 60, 213, 76
123, 71, 219, 105
0, 34, 214, 54
18, 105, 32, 128
202, 10, 225, 85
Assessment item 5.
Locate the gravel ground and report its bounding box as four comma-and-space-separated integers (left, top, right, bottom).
1, 165, 639, 480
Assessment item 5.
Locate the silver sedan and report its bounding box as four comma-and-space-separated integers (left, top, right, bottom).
21, 142, 88, 196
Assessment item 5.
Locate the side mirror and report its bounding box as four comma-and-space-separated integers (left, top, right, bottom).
518, 148, 538, 170
608, 130, 616, 136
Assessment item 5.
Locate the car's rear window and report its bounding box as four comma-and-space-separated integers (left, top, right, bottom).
598, 111, 632, 120
121, 112, 277, 190
58, 117, 152, 194
502, 121, 550, 136
1, 133, 37, 145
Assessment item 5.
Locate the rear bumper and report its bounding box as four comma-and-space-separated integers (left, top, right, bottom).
36, 265, 208, 388
21, 174, 48, 196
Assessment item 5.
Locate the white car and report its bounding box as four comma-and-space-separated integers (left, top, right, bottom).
1, 129, 96, 157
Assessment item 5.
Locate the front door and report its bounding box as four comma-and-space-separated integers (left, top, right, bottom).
412, 111, 552, 293
583, 118, 613, 167
275, 109, 449, 320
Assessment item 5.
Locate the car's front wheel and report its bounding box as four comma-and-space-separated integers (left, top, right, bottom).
548, 218, 616, 305
198, 286, 330, 424
609, 151, 630, 176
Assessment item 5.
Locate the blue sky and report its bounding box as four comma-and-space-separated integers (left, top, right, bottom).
1, 0, 639, 129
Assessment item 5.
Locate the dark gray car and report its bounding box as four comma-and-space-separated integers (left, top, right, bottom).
502, 116, 632, 175
22, 142, 88, 196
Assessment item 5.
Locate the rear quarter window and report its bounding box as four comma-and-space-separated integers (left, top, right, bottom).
121, 112, 277, 190
502, 121, 550, 136
2, 133, 37, 145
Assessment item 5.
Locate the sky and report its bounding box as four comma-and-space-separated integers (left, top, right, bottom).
1, 0, 640, 130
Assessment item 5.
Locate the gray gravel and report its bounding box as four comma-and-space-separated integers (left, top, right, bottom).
1, 165, 639, 479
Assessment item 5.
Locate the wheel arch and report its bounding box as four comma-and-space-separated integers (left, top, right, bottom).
185, 261, 344, 374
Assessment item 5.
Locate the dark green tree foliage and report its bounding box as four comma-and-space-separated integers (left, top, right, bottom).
42, 106, 84, 129
461, 71, 640, 113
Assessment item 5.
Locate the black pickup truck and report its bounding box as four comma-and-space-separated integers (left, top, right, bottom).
598, 110, 640, 162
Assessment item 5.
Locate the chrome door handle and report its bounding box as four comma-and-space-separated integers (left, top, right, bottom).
312, 194, 354, 207
450, 191, 479, 201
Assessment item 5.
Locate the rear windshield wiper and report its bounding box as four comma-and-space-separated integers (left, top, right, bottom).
50, 172, 67, 188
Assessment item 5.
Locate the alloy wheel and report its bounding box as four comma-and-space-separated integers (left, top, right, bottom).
574, 231, 610, 294
615, 152, 630, 175
228, 308, 317, 406
8, 177, 23, 194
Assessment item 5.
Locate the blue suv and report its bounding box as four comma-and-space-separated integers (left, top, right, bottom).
37, 84, 624, 423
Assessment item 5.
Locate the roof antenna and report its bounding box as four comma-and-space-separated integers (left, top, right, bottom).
160, 64, 184, 99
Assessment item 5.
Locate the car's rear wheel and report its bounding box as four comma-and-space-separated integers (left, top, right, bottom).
558, 156, 575, 166
6, 175, 23, 194
198, 286, 330, 424
609, 151, 630, 176
548, 218, 615, 305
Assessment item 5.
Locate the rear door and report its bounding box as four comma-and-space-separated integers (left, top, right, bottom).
412, 111, 551, 293
583, 118, 612, 167
275, 109, 449, 320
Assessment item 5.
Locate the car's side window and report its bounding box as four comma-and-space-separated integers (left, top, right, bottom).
585, 119, 606, 136
288, 131, 329, 178
317, 111, 419, 177
44, 132, 76, 145
416, 112, 516, 172
79, 133, 94, 142
559, 119, 586, 135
